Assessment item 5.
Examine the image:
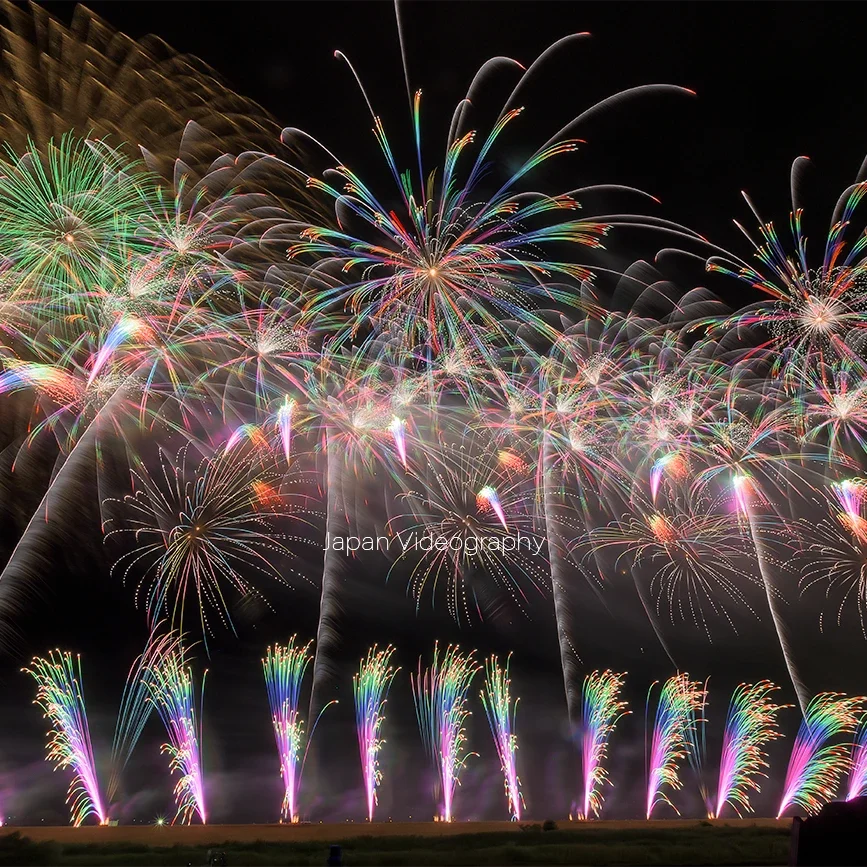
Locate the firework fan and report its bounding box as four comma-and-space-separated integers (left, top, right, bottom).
23, 650, 107, 826
579, 669, 630, 820
645, 673, 706, 819
480, 654, 523, 821
144, 641, 207, 825
713, 681, 789, 818
777, 692, 865, 818
353, 645, 400, 822
413, 643, 481, 823
262, 637, 332, 823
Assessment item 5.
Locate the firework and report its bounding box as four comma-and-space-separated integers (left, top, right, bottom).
777, 692, 865, 818
579, 670, 630, 819
104, 441, 315, 644
262, 638, 317, 823
480, 654, 523, 821
645, 674, 706, 819
413, 643, 481, 822
353, 645, 400, 822
23, 651, 107, 826
144, 643, 207, 824
713, 681, 789, 818
387, 432, 547, 624
847, 711, 867, 801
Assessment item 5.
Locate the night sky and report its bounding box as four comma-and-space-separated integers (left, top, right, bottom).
1, 0, 866, 825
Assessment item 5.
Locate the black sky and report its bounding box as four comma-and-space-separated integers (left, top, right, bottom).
2, 0, 867, 826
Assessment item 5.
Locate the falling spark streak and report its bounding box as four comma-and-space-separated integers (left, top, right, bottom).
412, 644, 480, 822
277, 397, 295, 464
480, 654, 523, 821
579, 670, 630, 819
713, 681, 788, 818
777, 692, 864, 818
477, 486, 507, 529
87, 316, 145, 384
645, 674, 705, 819
353, 645, 400, 822
732, 472, 808, 714
390, 416, 408, 467
24, 651, 107, 826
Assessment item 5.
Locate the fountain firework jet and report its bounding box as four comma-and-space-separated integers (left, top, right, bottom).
847, 710, 867, 800
579, 670, 630, 819
24, 651, 107, 826
144, 643, 207, 824
778, 692, 865, 818
413, 643, 480, 822
263, 637, 321, 823
645, 673, 706, 819
353, 645, 400, 822
713, 681, 789, 818
480, 654, 523, 821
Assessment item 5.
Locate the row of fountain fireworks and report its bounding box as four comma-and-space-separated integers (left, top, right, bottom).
19, 639, 867, 827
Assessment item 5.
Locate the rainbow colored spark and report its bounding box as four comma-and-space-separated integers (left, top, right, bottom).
777, 692, 865, 818
645, 674, 706, 819
579, 670, 630, 819
847, 710, 867, 800
480, 654, 523, 821
413, 643, 481, 822
263, 637, 315, 823
353, 645, 400, 822
145, 645, 207, 824
713, 681, 789, 818
24, 651, 107, 826
476, 486, 508, 529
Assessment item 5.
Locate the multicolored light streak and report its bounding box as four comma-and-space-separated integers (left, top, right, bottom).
24, 651, 107, 826
777, 692, 865, 818
145, 644, 207, 825
263, 637, 328, 823
353, 645, 400, 822
713, 681, 789, 818
645, 674, 706, 819
847, 710, 867, 800
480, 654, 523, 821
579, 670, 630, 819
412, 643, 481, 822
